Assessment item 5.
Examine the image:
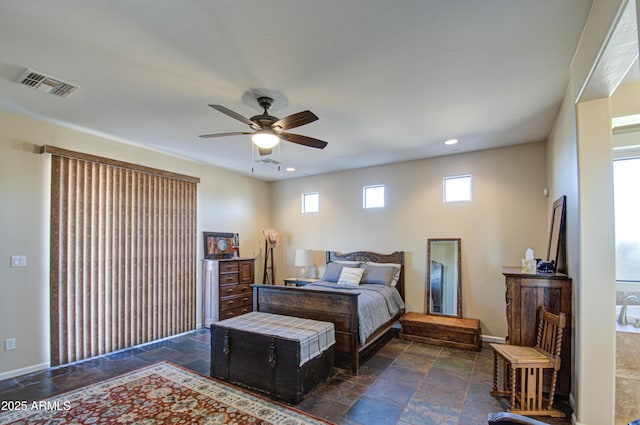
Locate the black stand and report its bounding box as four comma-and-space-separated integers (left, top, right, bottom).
262, 241, 275, 285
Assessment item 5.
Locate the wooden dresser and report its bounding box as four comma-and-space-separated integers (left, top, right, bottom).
203, 258, 255, 326
502, 267, 572, 395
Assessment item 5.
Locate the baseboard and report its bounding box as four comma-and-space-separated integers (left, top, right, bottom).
480, 334, 506, 344
569, 392, 575, 412
571, 412, 582, 425
0, 362, 49, 381
568, 394, 585, 425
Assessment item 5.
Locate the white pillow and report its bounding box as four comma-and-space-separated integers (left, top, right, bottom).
364, 262, 401, 287
337, 267, 365, 286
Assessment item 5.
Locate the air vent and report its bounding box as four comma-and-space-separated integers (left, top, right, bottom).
16, 68, 79, 98
254, 157, 282, 166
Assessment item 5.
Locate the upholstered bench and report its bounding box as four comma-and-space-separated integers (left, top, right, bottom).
210, 311, 335, 404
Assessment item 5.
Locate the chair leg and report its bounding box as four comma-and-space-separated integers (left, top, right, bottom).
509, 364, 517, 410
492, 351, 499, 393
547, 369, 559, 411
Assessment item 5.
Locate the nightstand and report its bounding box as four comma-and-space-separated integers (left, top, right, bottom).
283, 277, 320, 287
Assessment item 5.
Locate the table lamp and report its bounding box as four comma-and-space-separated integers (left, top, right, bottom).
294, 249, 314, 278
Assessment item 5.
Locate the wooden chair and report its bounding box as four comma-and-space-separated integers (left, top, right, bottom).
490, 309, 567, 417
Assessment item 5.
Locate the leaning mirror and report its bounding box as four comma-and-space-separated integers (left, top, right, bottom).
547, 195, 567, 274
426, 238, 462, 318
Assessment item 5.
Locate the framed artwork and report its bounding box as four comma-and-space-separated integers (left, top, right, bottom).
203, 232, 239, 259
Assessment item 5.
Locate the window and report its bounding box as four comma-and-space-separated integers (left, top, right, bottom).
363, 184, 385, 208
614, 157, 640, 282
443, 175, 472, 203
302, 192, 319, 213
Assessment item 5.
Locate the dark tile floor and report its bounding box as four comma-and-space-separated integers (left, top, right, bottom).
0, 329, 572, 425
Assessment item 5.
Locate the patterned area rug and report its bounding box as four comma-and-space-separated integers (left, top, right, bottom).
0, 361, 333, 425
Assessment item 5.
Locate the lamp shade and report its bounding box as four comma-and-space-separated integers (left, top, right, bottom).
294, 249, 314, 267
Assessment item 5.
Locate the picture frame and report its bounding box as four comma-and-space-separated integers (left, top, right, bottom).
203, 232, 239, 259
547, 195, 567, 274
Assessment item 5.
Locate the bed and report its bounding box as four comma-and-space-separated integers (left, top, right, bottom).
252, 250, 405, 374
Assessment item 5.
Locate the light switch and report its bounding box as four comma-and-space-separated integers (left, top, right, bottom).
10, 256, 27, 267
5, 338, 16, 351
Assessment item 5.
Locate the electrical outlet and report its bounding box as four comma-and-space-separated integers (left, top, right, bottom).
5, 338, 16, 351
10, 256, 27, 267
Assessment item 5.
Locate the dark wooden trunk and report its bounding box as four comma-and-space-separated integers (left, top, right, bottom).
400, 312, 481, 351
210, 325, 333, 404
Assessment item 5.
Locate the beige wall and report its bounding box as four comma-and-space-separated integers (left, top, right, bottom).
0, 111, 548, 377
547, 1, 632, 423
270, 142, 549, 338
576, 97, 617, 424
611, 81, 640, 116
0, 110, 271, 378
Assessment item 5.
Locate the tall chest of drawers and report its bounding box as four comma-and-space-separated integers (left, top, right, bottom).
203, 258, 255, 326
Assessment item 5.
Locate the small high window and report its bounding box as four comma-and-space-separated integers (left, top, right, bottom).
363, 185, 385, 208
443, 175, 472, 203
302, 192, 319, 213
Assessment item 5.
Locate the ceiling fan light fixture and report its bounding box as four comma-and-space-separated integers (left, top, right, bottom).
252, 130, 280, 149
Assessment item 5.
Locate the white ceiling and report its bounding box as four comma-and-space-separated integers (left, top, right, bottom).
0, 1, 594, 181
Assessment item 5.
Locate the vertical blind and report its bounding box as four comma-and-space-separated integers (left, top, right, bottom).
44, 146, 199, 366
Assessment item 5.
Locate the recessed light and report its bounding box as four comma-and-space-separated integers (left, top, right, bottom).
286, 167, 296, 172
444, 139, 459, 145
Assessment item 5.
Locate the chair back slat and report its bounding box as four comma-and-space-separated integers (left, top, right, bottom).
535, 309, 566, 360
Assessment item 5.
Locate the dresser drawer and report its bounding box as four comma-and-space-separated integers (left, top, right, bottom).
219, 273, 239, 285
219, 304, 252, 320
220, 261, 239, 273
220, 293, 252, 312
220, 283, 251, 297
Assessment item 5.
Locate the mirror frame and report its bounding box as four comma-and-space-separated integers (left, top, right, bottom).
547, 195, 567, 274
425, 238, 462, 318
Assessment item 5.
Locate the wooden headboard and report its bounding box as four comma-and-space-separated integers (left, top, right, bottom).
325, 250, 405, 300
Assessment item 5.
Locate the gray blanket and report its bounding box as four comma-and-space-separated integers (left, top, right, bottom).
304, 282, 405, 344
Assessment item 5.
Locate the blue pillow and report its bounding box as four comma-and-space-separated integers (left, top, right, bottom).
361, 264, 397, 286
322, 262, 346, 282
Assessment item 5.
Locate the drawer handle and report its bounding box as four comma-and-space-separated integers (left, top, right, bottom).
227, 300, 235, 305
268, 339, 277, 368
223, 330, 230, 355
226, 288, 234, 294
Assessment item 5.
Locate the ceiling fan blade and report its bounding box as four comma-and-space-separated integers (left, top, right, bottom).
280, 133, 328, 149
198, 131, 252, 138
208, 104, 260, 130
272, 110, 318, 131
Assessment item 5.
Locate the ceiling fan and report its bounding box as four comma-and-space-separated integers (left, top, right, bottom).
199, 96, 328, 155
